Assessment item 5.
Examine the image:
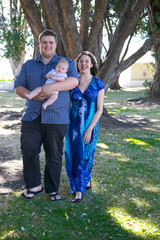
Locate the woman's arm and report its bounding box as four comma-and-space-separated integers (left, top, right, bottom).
83, 89, 105, 144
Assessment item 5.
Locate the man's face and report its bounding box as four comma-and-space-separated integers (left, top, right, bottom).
40, 35, 57, 59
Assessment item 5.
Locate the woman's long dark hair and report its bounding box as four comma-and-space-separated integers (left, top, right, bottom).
76, 51, 98, 77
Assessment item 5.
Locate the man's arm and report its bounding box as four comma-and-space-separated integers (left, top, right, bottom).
15, 86, 47, 101
42, 77, 79, 96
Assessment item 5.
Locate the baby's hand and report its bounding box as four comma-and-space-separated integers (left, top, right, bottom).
46, 73, 56, 79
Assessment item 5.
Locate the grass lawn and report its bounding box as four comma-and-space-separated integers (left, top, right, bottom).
0, 88, 160, 240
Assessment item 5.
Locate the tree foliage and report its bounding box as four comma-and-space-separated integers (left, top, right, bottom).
0, 0, 30, 77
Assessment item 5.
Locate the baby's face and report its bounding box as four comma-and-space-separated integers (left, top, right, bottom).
56, 63, 68, 73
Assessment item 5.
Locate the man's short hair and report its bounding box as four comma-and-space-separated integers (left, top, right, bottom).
39, 29, 57, 42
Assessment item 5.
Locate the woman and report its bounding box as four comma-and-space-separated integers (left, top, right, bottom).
65, 51, 105, 202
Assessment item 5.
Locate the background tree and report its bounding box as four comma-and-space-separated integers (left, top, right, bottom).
19, 0, 160, 93
147, 0, 160, 99
99, 0, 160, 91
103, 0, 133, 89
2, 0, 160, 98
0, 0, 29, 77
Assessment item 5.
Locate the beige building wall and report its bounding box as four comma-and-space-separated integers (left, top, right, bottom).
131, 63, 154, 81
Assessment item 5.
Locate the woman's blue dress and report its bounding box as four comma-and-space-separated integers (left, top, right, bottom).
65, 76, 105, 194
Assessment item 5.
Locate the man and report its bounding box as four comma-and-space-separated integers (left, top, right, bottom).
14, 29, 79, 202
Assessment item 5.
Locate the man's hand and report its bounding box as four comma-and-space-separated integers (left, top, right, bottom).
33, 91, 47, 101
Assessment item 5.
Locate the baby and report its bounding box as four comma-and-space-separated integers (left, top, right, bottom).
25, 58, 69, 109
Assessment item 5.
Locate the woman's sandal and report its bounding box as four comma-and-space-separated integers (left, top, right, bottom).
50, 193, 62, 202
72, 196, 83, 203
86, 181, 92, 190
72, 192, 83, 203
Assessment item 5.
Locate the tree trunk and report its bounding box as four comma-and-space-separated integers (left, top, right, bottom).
149, 44, 160, 99
86, 0, 108, 63
10, 50, 25, 77
19, 0, 160, 91
40, 0, 66, 57
99, 0, 150, 89
20, 0, 44, 52
59, 0, 82, 59
110, 75, 121, 90
80, 0, 91, 49
147, 0, 160, 99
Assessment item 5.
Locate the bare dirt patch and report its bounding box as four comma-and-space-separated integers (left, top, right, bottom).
0, 110, 24, 195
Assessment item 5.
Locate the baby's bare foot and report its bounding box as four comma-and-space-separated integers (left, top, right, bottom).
25, 93, 32, 100
42, 104, 47, 110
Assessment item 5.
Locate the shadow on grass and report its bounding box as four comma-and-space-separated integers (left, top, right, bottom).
0, 190, 146, 240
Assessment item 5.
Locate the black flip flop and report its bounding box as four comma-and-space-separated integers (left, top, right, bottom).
21, 188, 43, 200
50, 193, 62, 202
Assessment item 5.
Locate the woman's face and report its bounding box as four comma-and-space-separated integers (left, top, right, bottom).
78, 55, 93, 74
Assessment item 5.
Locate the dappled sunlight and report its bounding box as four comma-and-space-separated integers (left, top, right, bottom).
98, 148, 130, 162
123, 87, 145, 92
128, 177, 160, 193
125, 138, 150, 146
0, 108, 24, 112
106, 108, 123, 114
143, 127, 160, 132
131, 197, 151, 209
113, 152, 130, 162
0, 127, 15, 135
0, 120, 20, 127
143, 184, 160, 193
150, 119, 160, 124
97, 142, 109, 149
1, 230, 20, 239
107, 207, 159, 238
128, 177, 145, 186
104, 102, 117, 106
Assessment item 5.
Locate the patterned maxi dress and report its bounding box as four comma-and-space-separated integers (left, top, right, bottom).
65, 76, 105, 194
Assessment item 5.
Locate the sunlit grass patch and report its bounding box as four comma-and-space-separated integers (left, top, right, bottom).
125, 137, 160, 148
131, 197, 151, 208
143, 184, 160, 193
106, 107, 139, 115
97, 141, 109, 149
107, 207, 160, 238
1, 230, 20, 239
125, 138, 150, 146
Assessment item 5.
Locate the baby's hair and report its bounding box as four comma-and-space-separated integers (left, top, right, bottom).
58, 58, 69, 69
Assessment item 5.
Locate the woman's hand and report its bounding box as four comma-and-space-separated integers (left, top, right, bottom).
83, 128, 92, 144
